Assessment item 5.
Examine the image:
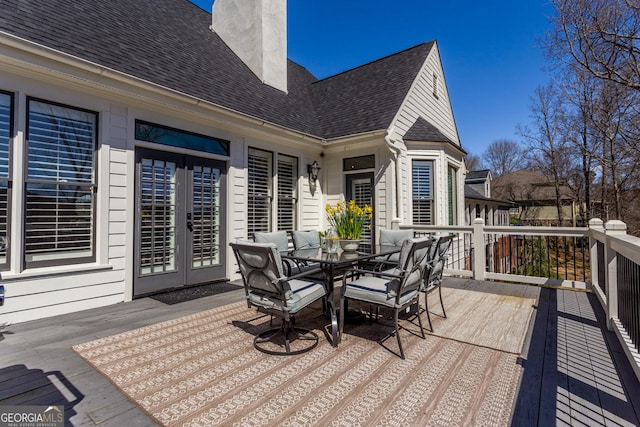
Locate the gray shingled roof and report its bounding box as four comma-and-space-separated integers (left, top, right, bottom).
309, 43, 434, 139
404, 117, 454, 143
465, 170, 491, 182
0, 0, 435, 140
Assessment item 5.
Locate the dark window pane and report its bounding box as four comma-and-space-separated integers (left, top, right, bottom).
135, 120, 230, 156
343, 155, 374, 171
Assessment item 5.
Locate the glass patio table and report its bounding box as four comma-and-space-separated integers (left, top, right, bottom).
281, 246, 401, 346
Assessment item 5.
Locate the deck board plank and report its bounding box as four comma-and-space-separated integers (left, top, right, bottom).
0, 279, 638, 426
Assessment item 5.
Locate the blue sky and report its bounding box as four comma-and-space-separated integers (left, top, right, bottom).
190, 0, 556, 157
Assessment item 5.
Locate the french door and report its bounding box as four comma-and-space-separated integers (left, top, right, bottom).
346, 172, 374, 252
134, 148, 226, 296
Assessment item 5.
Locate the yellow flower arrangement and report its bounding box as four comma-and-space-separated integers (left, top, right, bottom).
326, 200, 373, 240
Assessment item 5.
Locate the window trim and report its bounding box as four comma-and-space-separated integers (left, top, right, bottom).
0, 89, 14, 271
24, 97, 99, 268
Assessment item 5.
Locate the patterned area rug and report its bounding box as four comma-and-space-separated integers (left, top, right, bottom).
73, 283, 536, 426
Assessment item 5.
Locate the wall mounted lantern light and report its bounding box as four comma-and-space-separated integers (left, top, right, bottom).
307, 161, 321, 182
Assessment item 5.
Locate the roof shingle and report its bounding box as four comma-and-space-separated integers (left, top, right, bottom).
0, 0, 434, 140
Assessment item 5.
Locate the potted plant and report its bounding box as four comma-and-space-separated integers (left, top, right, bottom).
325, 200, 373, 251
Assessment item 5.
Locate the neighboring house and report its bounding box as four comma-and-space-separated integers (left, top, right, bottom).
459, 169, 511, 272
463, 169, 511, 226
0, 0, 465, 323
492, 170, 579, 226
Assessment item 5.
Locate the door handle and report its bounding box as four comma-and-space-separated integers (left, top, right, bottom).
187, 213, 193, 231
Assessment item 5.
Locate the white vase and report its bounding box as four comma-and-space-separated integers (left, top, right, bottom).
339, 239, 360, 252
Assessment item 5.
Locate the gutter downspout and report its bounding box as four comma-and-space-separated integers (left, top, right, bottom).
384, 127, 403, 222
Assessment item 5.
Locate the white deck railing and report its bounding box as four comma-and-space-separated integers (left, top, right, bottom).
396, 218, 640, 381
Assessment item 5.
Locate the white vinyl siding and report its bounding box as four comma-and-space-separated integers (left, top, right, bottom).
24, 98, 97, 267
412, 160, 433, 225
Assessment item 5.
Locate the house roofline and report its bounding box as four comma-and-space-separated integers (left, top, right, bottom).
0, 31, 327, 145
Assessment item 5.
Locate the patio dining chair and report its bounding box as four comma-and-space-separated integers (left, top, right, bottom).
291, 230, 321, 250
290, 230, 326, 280
371, 229, 415, 270
253, 230, 299, 275
230, 241, 336, 355
421, 235, 453, 331
339, 237, 433, 359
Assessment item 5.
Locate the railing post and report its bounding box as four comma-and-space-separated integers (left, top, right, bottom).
589, 218, 604, 291
605, 220, 627, 331
473, 218, 485, 281
391, 219, 401, 231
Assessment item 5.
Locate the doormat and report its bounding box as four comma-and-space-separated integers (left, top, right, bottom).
149, 281, 243, 305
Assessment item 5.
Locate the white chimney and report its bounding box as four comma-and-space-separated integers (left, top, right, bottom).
212, 0, 288, 93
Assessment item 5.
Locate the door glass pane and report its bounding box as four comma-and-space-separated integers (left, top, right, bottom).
139, 158, 176, 275
351, 177, 372, 251
192, 165, 221, 268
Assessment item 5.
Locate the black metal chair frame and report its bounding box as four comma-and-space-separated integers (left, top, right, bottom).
231, 241, 336, 356
339, 237, 433, 359
422, 235, 453, 331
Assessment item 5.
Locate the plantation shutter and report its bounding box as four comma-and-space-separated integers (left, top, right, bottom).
25, 99, 97, 266
248, 148, 272, 236
0, 92, 11, 267
277, 155, 297, 232
412, 160, 433, 225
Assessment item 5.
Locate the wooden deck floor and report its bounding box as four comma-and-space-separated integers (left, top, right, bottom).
1, 278, 639, 426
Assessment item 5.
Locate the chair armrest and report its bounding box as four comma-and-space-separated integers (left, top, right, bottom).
286, 267, 324, 282
346, 268, 403, 280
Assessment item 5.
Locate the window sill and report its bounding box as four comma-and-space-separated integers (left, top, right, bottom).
1, 263, 114, 282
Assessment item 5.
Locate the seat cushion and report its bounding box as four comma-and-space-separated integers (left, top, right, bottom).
343, 275, 417, 308
248, 279, 326, 314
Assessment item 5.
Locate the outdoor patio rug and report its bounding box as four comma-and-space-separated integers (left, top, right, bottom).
73, 281, 537, 426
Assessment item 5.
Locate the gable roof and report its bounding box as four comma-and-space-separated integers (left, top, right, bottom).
309, 43, 434, 139
404, 116, 454, 143
464, 186, 512, 206
0, 0, 435, 140
465, 170, 491, 182
492, 170, 574, 202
